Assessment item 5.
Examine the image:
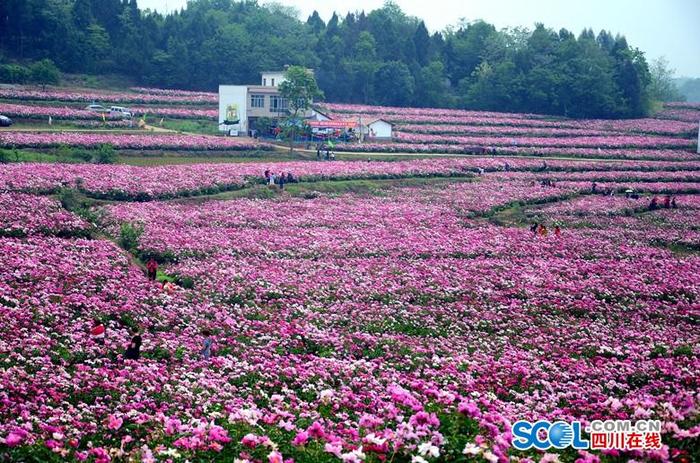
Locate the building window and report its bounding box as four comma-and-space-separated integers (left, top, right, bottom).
270, 96, 288, 113
271, 78, 275, 86
263, 78, 267, 86
250, 94, 264, 108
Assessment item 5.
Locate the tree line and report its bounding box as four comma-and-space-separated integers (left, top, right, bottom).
0, 0, 681, 118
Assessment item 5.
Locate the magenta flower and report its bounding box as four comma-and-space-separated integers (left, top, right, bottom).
107, 414, 123, 431
292, 431, 309, 446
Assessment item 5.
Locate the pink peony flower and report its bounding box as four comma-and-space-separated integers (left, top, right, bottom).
208, 425, 232, 444
241, 433, 259, 448
307, 421, 326, 439
292, 431, 309, 446
4, 430, 25, 447
325, 442, 343, 457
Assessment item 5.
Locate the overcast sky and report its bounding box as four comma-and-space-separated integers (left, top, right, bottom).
139, 0, 700, 77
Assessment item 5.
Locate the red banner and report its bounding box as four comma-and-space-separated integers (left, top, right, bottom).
308, 120, 357, 129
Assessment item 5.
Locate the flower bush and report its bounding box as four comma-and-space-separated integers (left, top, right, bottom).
0, 161, 698, 462
0, 132, 272, 152
0, 103, 122, 120
0, 102, 217, 121
2, 158, 699, 200
392, 132, 694, 150
0, 86, 217, 104
129, 87, 216, 99
0, 192, 88, 237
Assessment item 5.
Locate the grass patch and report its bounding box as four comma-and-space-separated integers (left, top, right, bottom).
159, 118, 219, 135
1, 148, 78, 163
650, 240, 700, 256
488, 203, 531, 227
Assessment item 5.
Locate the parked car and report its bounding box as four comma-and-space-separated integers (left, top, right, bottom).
0, 115, 12, 127
85, 104, 109, 113
109, 106, 132, 119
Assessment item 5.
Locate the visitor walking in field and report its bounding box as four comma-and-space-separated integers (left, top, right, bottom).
649, 197, 659, 211
201, 329, 213, 360
146, 258, 158, 281
90, 320, 106, 345
124, 327, 142, 360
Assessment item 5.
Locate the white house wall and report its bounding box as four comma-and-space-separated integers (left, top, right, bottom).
218, 85, 248, 133
368, 120, 393, 139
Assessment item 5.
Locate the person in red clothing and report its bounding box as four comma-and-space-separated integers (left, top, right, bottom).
162, 281, 176, 294
146, 259, 158, 281
90, 320, 106, 345
649, 197, 659, 211
554, 225, 561, 237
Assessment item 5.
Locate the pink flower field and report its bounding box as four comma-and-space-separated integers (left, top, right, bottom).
0, 156, 698, 463
0, 86, 217, 104
2, 158, 700, 199
0, 102, 217, 121
320, 102, 698, 159
0, 132, 272, 153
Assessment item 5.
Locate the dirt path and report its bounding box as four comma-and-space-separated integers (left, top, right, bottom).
142, 124, 177, 133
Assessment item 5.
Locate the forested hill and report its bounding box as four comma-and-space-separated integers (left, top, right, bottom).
0, 0, 659, 118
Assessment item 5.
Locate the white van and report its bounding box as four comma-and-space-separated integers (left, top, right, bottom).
110, 106, 132, 119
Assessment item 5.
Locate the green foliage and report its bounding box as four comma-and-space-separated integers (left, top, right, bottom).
57, 188, 81, 212
160, 118, 218, 135
673, 344, 694, 357
375, 61, 415, 106
279, 66, 323, 151
176, 276, 195, 290
118, 222, 144, 252
93, 143, 116, 164
0, 63, 30, 83
648, 57, 684, 102
251, 117, 274, 135
29, 58, 60, 88
0, 1, 656, 118
142, 345, 172, 361
279, 66, 323, 114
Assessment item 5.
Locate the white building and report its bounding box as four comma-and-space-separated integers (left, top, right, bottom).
260, 71, 286, 88
360, 118, 393, 140
219, 69, 315, 135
